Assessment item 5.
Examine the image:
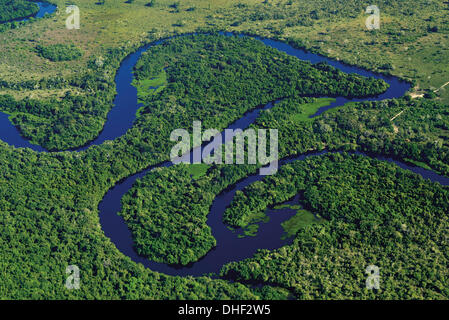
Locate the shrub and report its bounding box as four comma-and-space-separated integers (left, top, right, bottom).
35, 44, 83, 62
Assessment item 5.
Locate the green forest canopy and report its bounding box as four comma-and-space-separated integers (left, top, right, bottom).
0, 0, 38, 23
118, 34, 388, 265
221, 153, 449, 299
0, 33, 448, 299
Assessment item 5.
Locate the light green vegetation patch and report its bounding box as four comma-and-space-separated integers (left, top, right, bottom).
185, 163, 210, 179
404, 158, 433, 171
239, 204, 322, 239
240, 224, 260, 238
240, 212, 270, 238
281, 209, 323, 239
289, 97, 335, 122
274, 204, 302, 210
133, 69, 167, 103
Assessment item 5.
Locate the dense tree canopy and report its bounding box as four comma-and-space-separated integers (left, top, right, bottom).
118, 34, 388, 265
0, 0, 38, 23
0, 33, 448, 300
36, 44, 83, 62
221, 153, 449, 299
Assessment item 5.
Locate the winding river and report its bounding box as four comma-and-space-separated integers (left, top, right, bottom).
2, 23, 448, 277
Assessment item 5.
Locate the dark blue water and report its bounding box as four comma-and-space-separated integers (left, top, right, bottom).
2, 33, 444, 277
0, 112, 47, 151
33, 2, 56, 19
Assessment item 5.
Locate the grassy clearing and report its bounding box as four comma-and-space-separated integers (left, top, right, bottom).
281, 209, 323, 238
274, 204, 302, 210
290, 97, 335, 122
241, 224, 260, 237
185, 163, 210, 179
239, 203, 324, 239
0, 87, 77, 100
0, 0, 237, 83
133, 68, 166, 102
239, 211, 270, 238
